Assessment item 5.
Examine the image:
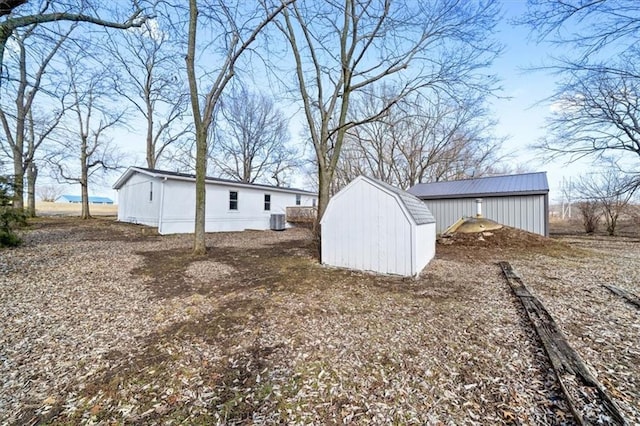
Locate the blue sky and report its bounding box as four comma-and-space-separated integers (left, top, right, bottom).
94, 1, 586, 201
489, 0, 590, 200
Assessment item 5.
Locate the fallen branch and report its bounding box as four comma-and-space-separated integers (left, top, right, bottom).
498, 261, 627, 426
603, 285, 640, 310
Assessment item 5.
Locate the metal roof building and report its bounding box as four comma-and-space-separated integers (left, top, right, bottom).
58, 195, 114, 204
321, 175, 436, 277
408, 172, 549, 236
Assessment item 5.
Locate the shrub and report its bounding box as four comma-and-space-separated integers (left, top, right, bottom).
0, 176, 26, 248
576, 200, 600, 234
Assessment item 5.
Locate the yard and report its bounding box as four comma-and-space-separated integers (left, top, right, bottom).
1, 218, 638, 425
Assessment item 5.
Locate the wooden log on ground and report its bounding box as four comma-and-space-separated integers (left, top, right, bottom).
498, 261, 627, 426
603, 285, 640, 309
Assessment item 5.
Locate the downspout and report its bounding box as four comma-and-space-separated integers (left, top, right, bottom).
158, 177, 167, 234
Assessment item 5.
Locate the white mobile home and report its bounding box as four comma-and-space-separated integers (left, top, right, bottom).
321, 176, 436, 277
113, 167, 316, 235
408, 172, 549, 236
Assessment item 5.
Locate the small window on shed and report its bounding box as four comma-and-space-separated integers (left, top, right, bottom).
295, 194, 301, 206
149, 182, 153, 202
229, 191, 238, 210
312, 198, 316, 207
264, 194, 271, 211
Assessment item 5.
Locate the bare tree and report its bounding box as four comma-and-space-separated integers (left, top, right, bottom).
537, 63, 640, 167
0, 1, 149, 214
575, 200, 601, 234
575, 166, 638, 236
523, 0, 639, 61
23, 105, 66, 215
0, 22, 71, 213
0, 1, 148, 77
48, 55, 126, 219
276, 0, 501, 229
336, 87, 504, 190
184, 0, 294, 254
37, 183, 63, 202
213, 86, 297, 184
107, 17, 190, 169
523, 1, 640, 171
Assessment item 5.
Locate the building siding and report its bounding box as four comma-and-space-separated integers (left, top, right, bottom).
157, 179, 315, 234
321, 176, 435, 277
117, 173, 161, 227
322, 180, 412, 275
115, 169, 316, 234
424, 194, 548, 236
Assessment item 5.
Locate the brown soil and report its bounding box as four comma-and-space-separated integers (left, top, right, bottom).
436, 226, 581, 262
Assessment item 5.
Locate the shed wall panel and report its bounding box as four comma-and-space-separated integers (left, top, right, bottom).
321, 180, 412, 276
423, 194, 547, 236
414, 223, 436, 274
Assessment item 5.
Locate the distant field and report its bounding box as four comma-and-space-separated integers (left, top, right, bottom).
36, 201, 118, 216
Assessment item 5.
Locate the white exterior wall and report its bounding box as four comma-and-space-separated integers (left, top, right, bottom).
424, 194, 548, 236
322, 180, 415, 276
414, 222, 436, 274
116, 171, 316, 234
117, 173, 161, 227
158, 179, 313, 234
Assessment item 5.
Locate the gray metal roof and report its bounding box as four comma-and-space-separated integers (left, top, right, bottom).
408, 172, 549, 200
366, 177, 435, 225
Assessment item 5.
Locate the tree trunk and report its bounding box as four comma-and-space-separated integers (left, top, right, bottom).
607, 214, 617, 236
186, 0, 207, 255
316, 164, 331, 225
315, 162, 332, 259
193, 125, 207, 254
146, 104, 155, 169
80, 140, 90, 219
81, 180, 90, 219
26, 161, 37, 217
12, 157, 24, 210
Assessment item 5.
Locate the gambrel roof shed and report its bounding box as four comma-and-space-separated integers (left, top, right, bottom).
321, 175, 436, 277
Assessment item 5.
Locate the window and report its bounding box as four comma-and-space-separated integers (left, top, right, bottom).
295, 194, 301, 206
264, 194, 271, 211
312, 198, 316, 207
229, 191, 238, 210
149, 182, 153, 202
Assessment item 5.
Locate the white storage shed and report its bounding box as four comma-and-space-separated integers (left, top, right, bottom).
408, 172, 549, 236
113, 167, 316, 234
321, 175, 436, 277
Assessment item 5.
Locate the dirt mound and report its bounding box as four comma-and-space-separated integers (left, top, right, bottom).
438, 226, 559, 249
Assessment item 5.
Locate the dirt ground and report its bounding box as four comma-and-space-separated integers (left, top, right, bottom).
1, 218, 638, 425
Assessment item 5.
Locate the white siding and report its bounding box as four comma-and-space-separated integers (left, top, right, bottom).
322, 177, 437, 277
414, 223, 436, 274
117, 173, 160, 226
158, 180, 313, 234
116, 171, 316, 234
322, 180, 413, 275
424, 195, 547, 236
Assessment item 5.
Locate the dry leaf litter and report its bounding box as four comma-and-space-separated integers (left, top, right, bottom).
0, 218, 637, 425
